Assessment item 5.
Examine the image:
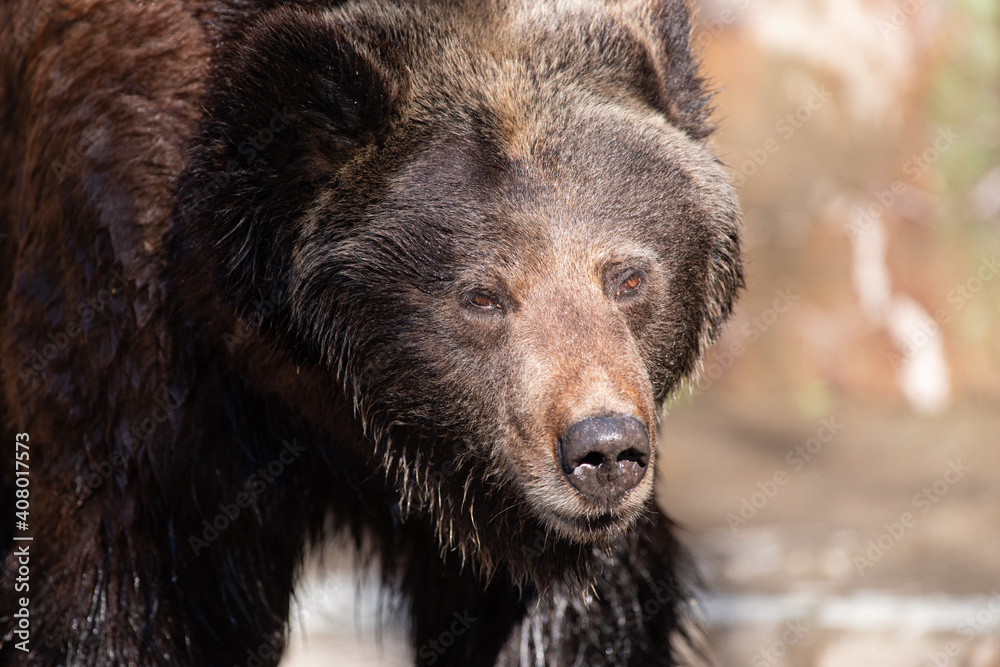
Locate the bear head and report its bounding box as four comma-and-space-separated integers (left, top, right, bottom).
174, 0, 742, 587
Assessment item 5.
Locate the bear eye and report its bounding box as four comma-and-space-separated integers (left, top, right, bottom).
463, 290, 504, 315
616, 272, 644, 298
471, 295, 500, 309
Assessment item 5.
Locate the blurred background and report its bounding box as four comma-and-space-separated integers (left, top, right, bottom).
283, 0, 1000, 664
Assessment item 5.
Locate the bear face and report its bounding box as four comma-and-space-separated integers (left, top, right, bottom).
175, 0, 741, 585
302, 119, 739, 543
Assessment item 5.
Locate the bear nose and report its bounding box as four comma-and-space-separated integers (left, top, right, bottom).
558, 415, 650, 501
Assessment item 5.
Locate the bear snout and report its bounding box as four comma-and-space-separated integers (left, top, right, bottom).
557, 414, 650, 502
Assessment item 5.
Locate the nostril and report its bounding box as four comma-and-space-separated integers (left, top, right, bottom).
617, 448, 648, 466
579, 451, 607, 467
557, 415, 651, 500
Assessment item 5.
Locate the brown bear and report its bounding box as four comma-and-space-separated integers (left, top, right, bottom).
0, 0, 742, 664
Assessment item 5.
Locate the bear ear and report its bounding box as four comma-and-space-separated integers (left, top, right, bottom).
201, 6, 404, 181
176, 7, 406, 330
622, 0, 714, 139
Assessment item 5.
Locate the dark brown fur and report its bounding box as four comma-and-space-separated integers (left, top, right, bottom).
0, 1, 741, 664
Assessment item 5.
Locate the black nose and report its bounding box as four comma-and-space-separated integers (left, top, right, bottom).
558, 415, 650, 501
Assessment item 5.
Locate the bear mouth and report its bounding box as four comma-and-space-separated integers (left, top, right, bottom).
533, 485, 652, 543
510, 423, 656, 543
541, 505, 645, 544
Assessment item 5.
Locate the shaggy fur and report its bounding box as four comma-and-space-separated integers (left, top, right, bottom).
0, 0, 742, 665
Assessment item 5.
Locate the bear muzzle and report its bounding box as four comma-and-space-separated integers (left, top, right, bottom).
557, 414, 650, 503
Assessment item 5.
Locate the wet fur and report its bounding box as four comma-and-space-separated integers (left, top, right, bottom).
0, 0, 741, 664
